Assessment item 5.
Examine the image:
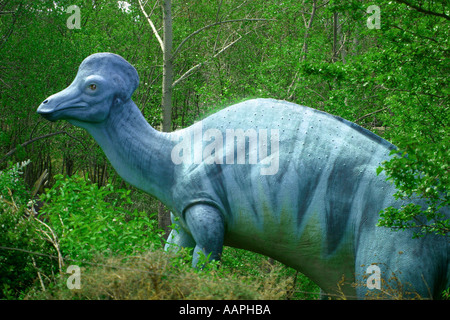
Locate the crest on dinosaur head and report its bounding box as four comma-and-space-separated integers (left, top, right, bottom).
78, 52, 140, 103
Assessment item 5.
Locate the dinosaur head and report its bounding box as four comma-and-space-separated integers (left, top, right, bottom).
37, 52, 139, 124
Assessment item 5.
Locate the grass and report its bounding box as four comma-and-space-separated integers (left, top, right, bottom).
26, 245, 319, 300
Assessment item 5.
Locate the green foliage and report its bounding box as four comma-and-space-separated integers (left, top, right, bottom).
39, 174, 162, 261
0, 160, 31, 206
0, 165, 164, 299
286, 0, 450, 237
365, 0, 450, 237
0, 161, 57, 299
377, 144, 449, 237
220, 247, 320, 299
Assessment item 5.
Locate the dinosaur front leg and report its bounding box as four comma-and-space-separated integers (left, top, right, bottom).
184, 204, 225, 268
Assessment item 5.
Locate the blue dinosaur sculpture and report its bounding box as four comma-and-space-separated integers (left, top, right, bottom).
37, 53, 449, 299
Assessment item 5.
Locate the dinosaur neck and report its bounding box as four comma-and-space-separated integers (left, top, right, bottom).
73, 100, 175, 205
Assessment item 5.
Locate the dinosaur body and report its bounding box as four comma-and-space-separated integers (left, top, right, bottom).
37, 53, 449, 299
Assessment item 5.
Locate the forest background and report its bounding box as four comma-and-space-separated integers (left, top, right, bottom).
0, 0, 448, 299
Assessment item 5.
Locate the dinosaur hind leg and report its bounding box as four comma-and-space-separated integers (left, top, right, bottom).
184, 204, 225, 268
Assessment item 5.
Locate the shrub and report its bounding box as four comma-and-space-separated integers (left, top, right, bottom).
0, 160, 31, 206
38, 174, 163, 261
0, 161, 58, 299
377, 142, 450, 238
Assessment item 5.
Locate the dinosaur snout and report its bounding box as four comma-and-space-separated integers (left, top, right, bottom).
37, 86, 89, 122
37, 96, 60, 121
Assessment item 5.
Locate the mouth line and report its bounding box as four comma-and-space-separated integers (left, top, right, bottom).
38, 104, 87, 115
59, 105, 87, 111
37, 104, 89, 123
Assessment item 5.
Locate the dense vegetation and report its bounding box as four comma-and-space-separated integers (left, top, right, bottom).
0, 0, 448, 299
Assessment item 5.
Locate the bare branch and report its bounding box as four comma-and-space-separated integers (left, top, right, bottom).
355, 107, 388, 123
394, 0, 450, 20
226, 0, 250, 18
391, 25, 438, 43
0, 130, 86, 163
287, 0, 317, 99
31, 256, 46, 292
33, 216, 65, 273
215, 0, 224, 22
138, 0, 164, 51
172, 33, 246, 88
172, 18, 270, 59
301, 0, 317, 61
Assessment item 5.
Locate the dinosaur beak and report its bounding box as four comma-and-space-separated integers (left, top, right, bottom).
37, 85, 87, 122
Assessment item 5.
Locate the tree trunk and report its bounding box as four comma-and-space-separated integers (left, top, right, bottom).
159, 0, 174, 239
161, 0, 173, 133
332, 12, 338, 63
287, 0, 317, 99
300, 0, 317, 62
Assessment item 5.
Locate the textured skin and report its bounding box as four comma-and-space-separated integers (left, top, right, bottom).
37, 53, 449, 299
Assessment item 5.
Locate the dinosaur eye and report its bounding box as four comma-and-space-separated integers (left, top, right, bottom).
88, 84, 97, 91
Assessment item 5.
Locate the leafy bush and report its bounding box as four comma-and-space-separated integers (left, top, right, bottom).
38, 174, 162, 261
1, 166, 163, 299
0, 161, 57, 299
377, 141, 449, 238
0, 160, 31, 206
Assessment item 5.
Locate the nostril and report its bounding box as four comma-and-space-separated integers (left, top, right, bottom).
43, 99, 48, 104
